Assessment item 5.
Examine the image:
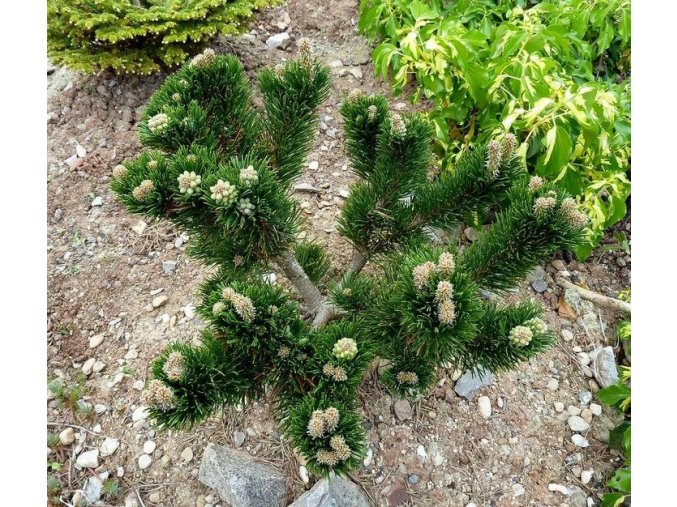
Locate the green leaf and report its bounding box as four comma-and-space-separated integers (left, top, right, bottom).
540, 123, 572, 176
409, 0, 438, 21
607, 467, 631, 494
602, 493, 627, 507
608, 421, 631, 453
597, 383, 631, 408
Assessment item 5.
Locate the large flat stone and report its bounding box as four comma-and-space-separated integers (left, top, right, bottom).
198, 443, 287, 507
289, 473, 369, 507
454, 367, 494, 400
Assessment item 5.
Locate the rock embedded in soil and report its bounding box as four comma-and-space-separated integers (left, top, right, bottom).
531, 279, 548, 293
289, 473, 369, 507
59, 427, 75, 445
477, 396, 492, 418
394, 398, 412, 421
567, 416, 590, 432
84, 472, 108, 503
89, 334, 104, 348
100, 436, 120, 457
162, 260, 177, 274
571, 434, 589, 448
234, 431, 246, 448
151, 295, 168, 308
590, 346, 619, 387
266, 33, 291, 50
76, 449, 99, 468
138, 454, 152, 470
199, 443, 287, 507
454, 367, 494, 400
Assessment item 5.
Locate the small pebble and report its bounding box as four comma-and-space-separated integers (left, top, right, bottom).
478, 396, 492, 418
138, 454, 152, 470
571, 434, 589, 448
568, 416, 590, 432
590, 403, 602, 416
143, 441, 156, 454
581, 470, 593, 485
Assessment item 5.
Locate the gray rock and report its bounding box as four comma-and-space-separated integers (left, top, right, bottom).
199, 443, 287, 507
590, 346, 619, 388
393, 399, 412, 421
531, 280, 548, 293
526, 266, 546, 283
289, 473, 369, 507
567, 415, 590, 432
408, 474, 419, 485
266, 33, 291, 50
83, 472, 108, 503
567, 486, 588, 507
578, 390, 592, 405
233, 431, 246, 448
91, 196, 103, 207
162, 260, 177, 274
454, 367, 494, 400
76, 449, 99, 468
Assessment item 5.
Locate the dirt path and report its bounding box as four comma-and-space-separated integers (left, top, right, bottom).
47, 2, 630, 506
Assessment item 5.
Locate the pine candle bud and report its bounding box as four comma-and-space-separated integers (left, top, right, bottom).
307, 411, 326, 439
330, 435, 351, 461
147, 160, 158, 170
172, 92, 181, 102
528, 175, 544, 192
509, 325, 533, 346
210, 179, 238, 205
367, 105, 377, 121
112, 164, 128, 179
141, 379, 175, 410
525, 317, 547, 334
212, 301, 225, 314
148, 113, 169, 133
533, 196, 557, 215
274, 64, 285, 78
237, 198, 255, 216
277, 345, 291, 358
162, 351, 185, 381
239, 165, 259, 187
315, 449, 339, 467
560, 197, 589, 228
323, 363, 348, 382
332, 338, 358, 360
412, 261, 436, 290
486, 140, 502, 177
437, 298, 457, 325
390, 113, 407, 138
437, 252, 455, 277
221, 287, 256, 322
132, 180, 155, 201
297, 37, 312, 56
501, 133, 517, 160
348, 89, 363, 101
323, 407, 340, 432
178, 171, 202, 195
396, 371, 419, 385
190, 48, 216, 67
436, 281, 454, 301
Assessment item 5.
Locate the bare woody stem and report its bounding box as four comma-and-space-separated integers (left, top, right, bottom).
347, 249, 368, 275
275, 249, 325, 315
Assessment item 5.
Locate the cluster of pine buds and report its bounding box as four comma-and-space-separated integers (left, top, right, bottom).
412, 261, 437, 290
209, 179, 238, 205
221, 287, 256, 322
315, 435, 352, 466
509, 325, 533, 347
148, 113, 169, 133
112, 164, 128, 179
323, 363, 348, 382
162, 351, 185, 381
367, 105, 378, 121
396, 371, 419, 385
332, 338, 358, 360
178, 171, 202, 195
525, 317, 547, 334
486, 134, 518, 177
239, 165, 259, 188
528, 176, 544, 192
533, 192, 558, 215
560, 197, 589, 228
390, 113, 407, 138
306, 407, 340, 438
132, 180, 155, 201
237, 198, 255, 216
190, 48, 216, 67
141, 379, 175, 410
